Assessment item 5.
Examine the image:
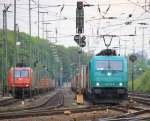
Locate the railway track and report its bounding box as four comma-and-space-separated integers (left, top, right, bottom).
0, 98, 145, 121
0, 105, 127, 120
129, 92, 150, 98
102, 109, 150, 121
0, 98, 21, 106
128, 93, 150, 106
0, 90, 64, 120
0, 90, 149, 120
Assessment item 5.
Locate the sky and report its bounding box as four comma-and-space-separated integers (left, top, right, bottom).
0, 0, 150, 56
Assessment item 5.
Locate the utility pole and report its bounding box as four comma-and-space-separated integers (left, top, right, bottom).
29, 0, 32, 101
37, 49, 40, 95
37, 1, 48, 39
29, 0, 31, 36
38, 0, 39, 39
145, 0, 146, 11
39, 12, 48, 39
28, 0, 36, 100
16, 24, 20, 65
2, 8, 6, 96
132, 28, 136, 54
37, 0, 40, 93
60, 66, 63, 87
2, 4, 11, 96
2, 35, 4, 96
123, 40, 129, 56
13, 0, 17, 103
43, 23, 51, 39
118, 38, 121, 55
139, 24, 148, 92
149, 0, 150, 10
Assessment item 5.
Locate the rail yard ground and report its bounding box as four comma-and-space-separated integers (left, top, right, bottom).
0, 91, 57, 111
0, 88, 149, 121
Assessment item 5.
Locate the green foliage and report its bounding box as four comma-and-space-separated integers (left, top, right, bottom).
128, 69, 150, 92
0, 30, 91, 91
147, 59, 150, 66
127, 53, 150, 92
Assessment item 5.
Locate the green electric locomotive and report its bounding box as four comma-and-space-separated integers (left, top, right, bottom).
84, 49, 128, 104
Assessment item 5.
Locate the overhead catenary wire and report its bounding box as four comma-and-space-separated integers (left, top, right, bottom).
0, 0, 150, 55
126, 0, 150, 13
0, 2, 147, 6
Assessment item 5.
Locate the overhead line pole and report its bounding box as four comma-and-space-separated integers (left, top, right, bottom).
13, 0, 17, 103
38, 0, 39, 40
43, 23, 51, 39
139, 26, 147, 92
29, 0, 37, 101
29, 0, 31, 36
119, 38, 121, 55
123, 40, 129, 56
138, 22, 148, 92
37, 0, 40, 89
37, 1, 48, 40
29, 0, 32, 101
2, 8, 6, 96
39, 12, 48, 39
2, 4, 11, 96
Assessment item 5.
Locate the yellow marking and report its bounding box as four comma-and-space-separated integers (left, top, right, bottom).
77, 94, 83, 104
64, 111, 71, 115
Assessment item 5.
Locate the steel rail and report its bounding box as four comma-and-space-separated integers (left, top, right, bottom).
100, 109, 150, 121
0, 98, 21, 106
0, 105, 128, 120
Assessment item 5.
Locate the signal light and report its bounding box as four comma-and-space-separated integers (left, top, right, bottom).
76, 1, 84, 33
77, 1, 83, 9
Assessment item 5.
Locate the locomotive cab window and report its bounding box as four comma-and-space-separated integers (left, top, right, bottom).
21, 70, 29, 77
13, 70, 29, 77
13, 70, 20, 77
95, 60, 123, 71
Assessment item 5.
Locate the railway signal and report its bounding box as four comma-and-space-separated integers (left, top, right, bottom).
75, 1, 85, 104
129, 54, 137, 100
76, 1, 84, 33
129, 54, 137, 62
74, 35, 86, 47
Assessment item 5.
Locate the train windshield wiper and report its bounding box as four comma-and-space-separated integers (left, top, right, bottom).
104, 65, 114, 70
101, 66, 117, 74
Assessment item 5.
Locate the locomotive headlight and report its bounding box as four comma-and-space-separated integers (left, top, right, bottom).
96, 82, 100, 86
119, 82, 123, 86
107, 72, 111, 76
26, 84, 29, 87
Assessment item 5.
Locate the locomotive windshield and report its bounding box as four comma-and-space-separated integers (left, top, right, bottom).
13, 71, 20, 77
95, 60, 123, 71
13, 70, 29, 77
21, 70, 29, 77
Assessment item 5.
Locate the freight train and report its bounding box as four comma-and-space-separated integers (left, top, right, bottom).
8, 67, 55, 98
71, 49, 128, 104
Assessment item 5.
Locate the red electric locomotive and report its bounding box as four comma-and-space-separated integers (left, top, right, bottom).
8, 67, 34, 98
8, 67, 55, 98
